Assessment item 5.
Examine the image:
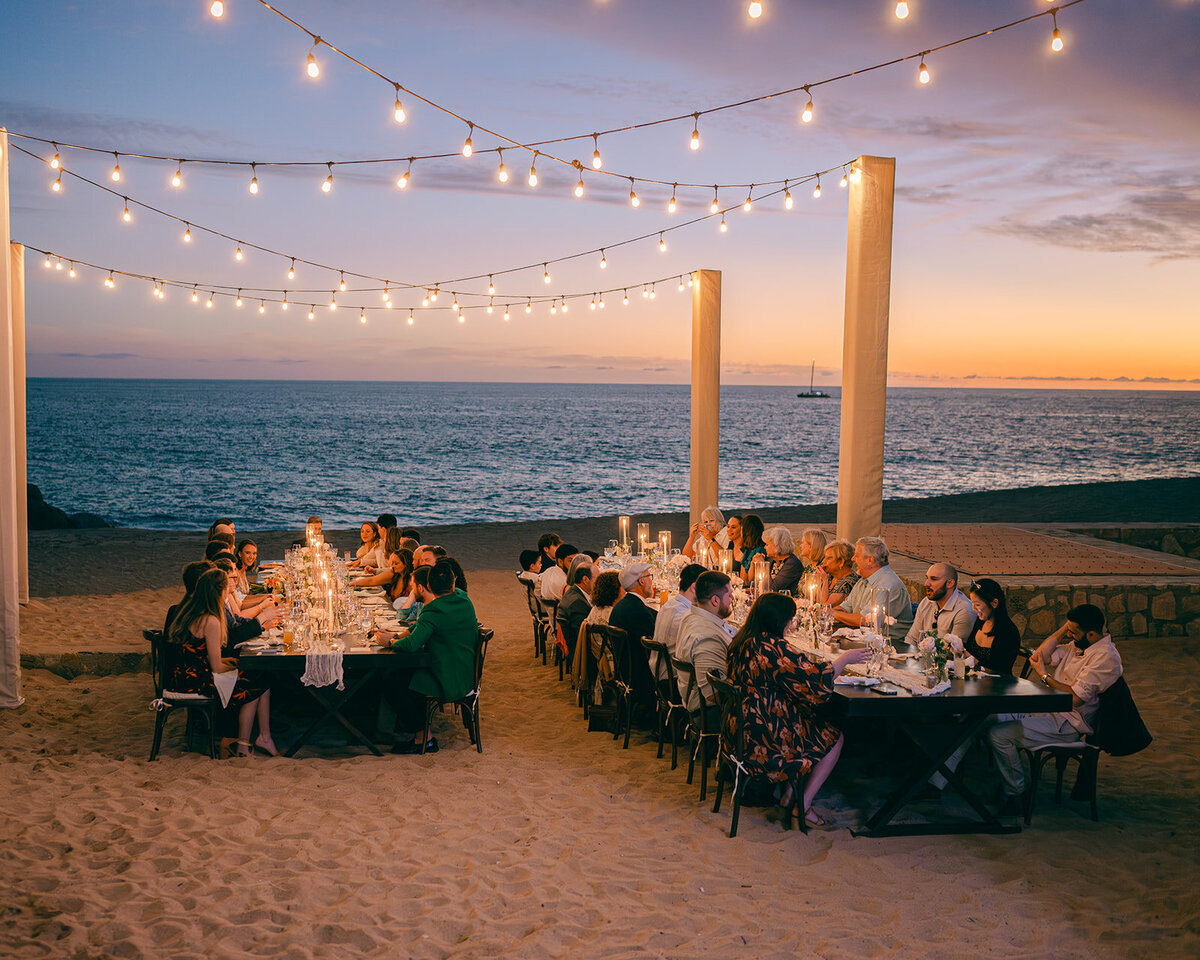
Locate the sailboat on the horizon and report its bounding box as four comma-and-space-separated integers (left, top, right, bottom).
796, 360, 830, 398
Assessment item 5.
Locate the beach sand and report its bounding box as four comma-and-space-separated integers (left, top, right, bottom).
5, 486, 1200, 958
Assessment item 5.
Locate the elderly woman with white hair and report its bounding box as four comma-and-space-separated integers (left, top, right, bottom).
682, 505, 729, 565
763, 526, 805, 594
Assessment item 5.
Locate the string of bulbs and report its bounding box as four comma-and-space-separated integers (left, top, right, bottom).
750, 2, 918, 21
10, 140, 855, 300
191, 0, 1088, 191
25, 242, 704, 325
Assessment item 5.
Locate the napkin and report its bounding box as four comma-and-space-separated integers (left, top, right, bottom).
834, 676, 880, 687
910, 679, 952, 696
212, 669, 238, 708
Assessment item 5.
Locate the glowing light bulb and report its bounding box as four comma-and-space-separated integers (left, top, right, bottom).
249, 165, 259, 194
590, 298, 597, 311
574, 177, 585, 198
68, 264, 76, 278
659, 234, 667, 253
235, 246, 244, 262
308, 307, 316, 320
850, 166, 862, 184
525, 301, 532, 314
407, 312, 414, 325
895, 2, 908, 19
840, 171, 849, 188
288, 260, 296, 280
207, 294, 214, 309
339, 273, 346, 292
668, 190, 677, 213
307, 51, 320, 79
457, 313, 465, 324
322, 165, 333, 192
462, 124, 474, 157
430, 289, 439, 302
592, 135, 602, 169
543, 264, 551, 284
690, 114, 701, 151
629, 179, 640, 207
649, 287, 656, 300
488, 277, 496, 296
236, 292, 243, 307
260, 302, 267, 315
398, 163, 411, 189
1051, 18, 1064, 52
918, 58, 930, 85
600, 250, 607, 269
111, 155, 121, 182
360, 310, 367, 324
719, 216, 728, 233
330, 294, 338, 310
528, 154, 539, 187
710, 189, 720, 214
422, 294, 431, 307
785, 188, 794, 209
452, 296, 460, 311
383, 288, 391, 303
678, 278, 685, 292
51, 174, 62, 193
487, 300, 494, 315
497, 156, 508, 183
598, 297, 605, 309
622, 291, 629, 306
122, 201, 132, 223
748, 1, 762, 18
171, 165, 182, 188
210, 1, 224, 17
503, 307, 510, 320
743, 191, 753, 212
560, 301, 568, 314
49, 146, 60, 169
812, 181, 821, 199
550, 303, 557, 315
393, 86, 406, 123
191, 288, 199, 303
282, 296, 289, 310
642, 287, 649, 299
104, 272, 115, 289
43, 255, 52, 269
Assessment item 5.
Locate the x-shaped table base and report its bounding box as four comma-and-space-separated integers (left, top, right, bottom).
283, 670, 382, 758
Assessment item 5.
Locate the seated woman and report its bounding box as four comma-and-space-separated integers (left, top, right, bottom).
965, 578, 1021, 674
168, 567, 276, 756
726, 593, 869, 829
725, 514, 743, 571
763, 526, 804, 594
821, 538, 860, 607
213, 558, 279, 648
351, 527, 405, 588
682, 506, 729, 565
443, 557, 469, 595
348, 521, 383, 570
163, 560, 215, 636
382, 560, 480, 754
571, 570, 622, 696
795, 528, 830, 600
234, 539, 259, 594
736, 514, 766, 580
394, 564, 430, 626
384, 548, 415, 607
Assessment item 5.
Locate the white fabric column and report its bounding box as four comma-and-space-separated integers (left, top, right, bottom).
11, 243, 27, 605
836, 156, 896, 544
0, 129, 24, 707
690, 269, 721, 526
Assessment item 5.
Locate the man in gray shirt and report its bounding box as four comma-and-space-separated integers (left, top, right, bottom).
904, 562, 976, 646
675, 572, 735, 724
832, 537, 914, 642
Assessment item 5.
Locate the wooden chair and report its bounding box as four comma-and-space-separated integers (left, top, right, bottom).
641, 638, 688, 768
709, 670, 807, 837
515, 574, 549, 661
579, 623, 608, 720
596, 625, 633, 748
541, 599, 562, 676
422, 627, 493, 754
145, 628, 220, 760
1020, 742, 1101, 822
1016, 646, 1036, 680
673, 656, 719, 801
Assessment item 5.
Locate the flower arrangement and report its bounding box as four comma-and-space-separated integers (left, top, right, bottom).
917, 627, 964, 683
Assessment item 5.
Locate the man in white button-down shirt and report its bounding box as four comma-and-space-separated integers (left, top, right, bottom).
904, 563, 976, 646
988, 604, 1123, 815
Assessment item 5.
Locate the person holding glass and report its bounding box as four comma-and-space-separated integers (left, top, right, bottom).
726, 593, 869, 828
682, 506, 729, 566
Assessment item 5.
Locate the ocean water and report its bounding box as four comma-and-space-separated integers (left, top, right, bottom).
24, 379, 1200, 529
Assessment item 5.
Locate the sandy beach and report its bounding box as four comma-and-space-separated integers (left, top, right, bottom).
4, 481, 1200, 958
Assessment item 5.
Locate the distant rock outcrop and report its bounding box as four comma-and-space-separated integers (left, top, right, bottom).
27, 484, 113, 530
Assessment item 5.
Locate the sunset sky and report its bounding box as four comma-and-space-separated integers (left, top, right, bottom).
2, 0, 1198, 387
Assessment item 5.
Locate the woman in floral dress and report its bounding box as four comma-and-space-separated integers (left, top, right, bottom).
726, 593, 868, 827
168, 567, 276, 756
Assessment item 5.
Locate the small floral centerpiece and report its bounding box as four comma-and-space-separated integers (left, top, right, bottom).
918, 627, 964, 684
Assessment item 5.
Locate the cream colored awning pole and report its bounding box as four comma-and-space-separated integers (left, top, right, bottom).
836, 156, 896, 544
11, 243, 27, 605
690, 269, 721, 527
0, 129, 26, 707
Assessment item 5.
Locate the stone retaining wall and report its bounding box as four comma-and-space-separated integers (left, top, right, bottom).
1082, 527, 1200, 561
900, 578, 1200, 642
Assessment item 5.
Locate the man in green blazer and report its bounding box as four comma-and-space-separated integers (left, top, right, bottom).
386, 559, 479, 754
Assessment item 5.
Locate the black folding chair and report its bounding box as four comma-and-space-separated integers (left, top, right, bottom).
515, 573, 549, 661
145, 629, 220, 760
597, 625, 633, 748
673, 657, 719, 801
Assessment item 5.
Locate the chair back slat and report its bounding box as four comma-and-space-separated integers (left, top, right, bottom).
144, 629, 167, 698
707, 671, 745, 759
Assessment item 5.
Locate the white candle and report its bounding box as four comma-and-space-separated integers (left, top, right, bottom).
619, 516, 630, 550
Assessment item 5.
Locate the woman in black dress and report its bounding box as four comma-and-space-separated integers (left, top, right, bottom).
169, 567, 276, 756
966, 578, 1020, 674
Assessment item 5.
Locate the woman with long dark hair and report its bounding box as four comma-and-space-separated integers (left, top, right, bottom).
966, 578, 1021, 674
726, 592, 867, 828
168, 568, 276, 756
736, 513, 766, 579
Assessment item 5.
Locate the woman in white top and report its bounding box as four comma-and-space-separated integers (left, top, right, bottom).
349, 522, 383, 569
682, 505, 730, 565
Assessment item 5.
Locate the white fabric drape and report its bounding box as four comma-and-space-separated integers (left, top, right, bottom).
690, 269, 721, 527
0, 130, 25, 707
836, 156, 896, 545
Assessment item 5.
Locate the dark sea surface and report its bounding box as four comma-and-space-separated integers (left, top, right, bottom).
25, 379, 1200, 530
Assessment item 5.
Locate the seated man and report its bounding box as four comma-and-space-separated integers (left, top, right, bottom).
904, 562, 976, 645
539, 542, 577, 603
650, 563, 705, 681
608, 561, 659, 712
675, 571, 735, 726
385, 560, 480, 754
831, 536, 914, 643
537, 532, 563, 577
556, 556, 595, 663
987, 604, 1122, 815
